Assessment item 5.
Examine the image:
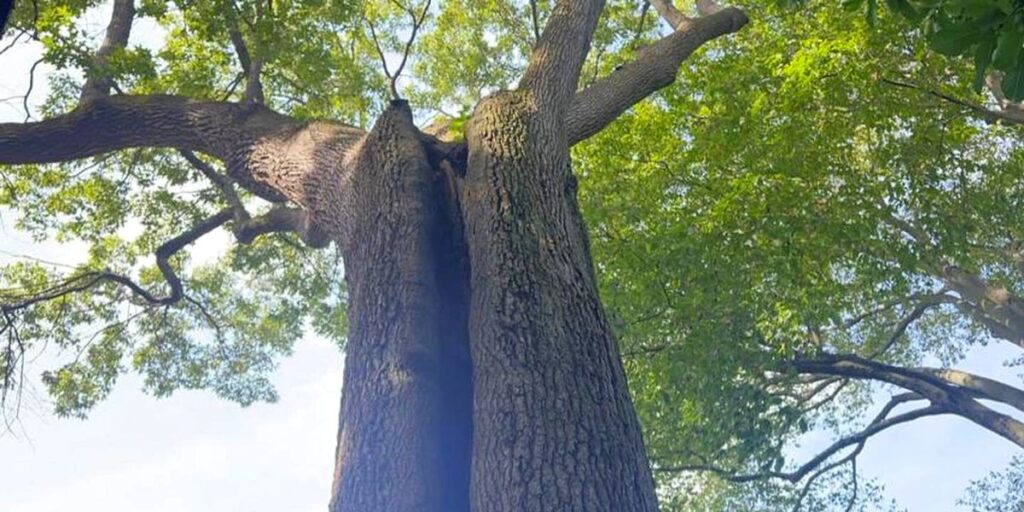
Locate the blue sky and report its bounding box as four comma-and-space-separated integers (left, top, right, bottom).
0, 6, 1022, 511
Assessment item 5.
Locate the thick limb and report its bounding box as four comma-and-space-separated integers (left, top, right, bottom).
791, 354, 1024, 448
567, 6, 748, 145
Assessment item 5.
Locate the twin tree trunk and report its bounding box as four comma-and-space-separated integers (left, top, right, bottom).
0, 4, 752, 508
326, 97, 659, 511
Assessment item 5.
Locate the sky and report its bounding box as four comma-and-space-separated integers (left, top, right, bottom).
0, 5, 1022, 512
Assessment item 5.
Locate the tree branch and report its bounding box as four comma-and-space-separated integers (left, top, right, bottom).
842, 291, 952, 329
649, 0, 687, 29
0, 94, 366, 211
0, 208, 232, 312
917, 367, 1024, 415
179, 150, 329, 247
791, 353, 1024, 448
0, 95, 263, 163
695, 0, 724, 15
529, 0, 542, 44
566, 6, 748, 145
986, 72, 1024, 121
80, 0, 135, 102
390, 0, 431, 100
179, 149, 246, 211
935, 264, 1024, 350
658, 393, 944, 483
152, 209, 234, 303
234, 206, 329, 248
227, 14, 264, 104
865, 297, 950, 359
520, 0, 607, 115
884, 215, 1024, 350
881, 77, 1024, 127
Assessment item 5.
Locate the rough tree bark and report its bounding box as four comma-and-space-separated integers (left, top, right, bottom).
326, 102, 473, 512
0, 1, 749, 510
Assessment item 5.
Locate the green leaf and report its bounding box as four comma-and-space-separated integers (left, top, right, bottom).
1001, 52, 1024, 101
992, 27, 1023, 71
885, 0, 921, 21
974, 35, 996, 92
930, 23, 981, 56
842, 0, 866, 12
958, 0, 1005, 17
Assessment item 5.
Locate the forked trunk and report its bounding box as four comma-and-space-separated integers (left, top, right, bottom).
0, 3, 751, 509
327, 99, 658, 512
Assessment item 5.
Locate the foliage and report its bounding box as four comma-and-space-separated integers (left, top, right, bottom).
1, 0, 1023, 508
573, 0, 1024, 507
659, 468, 905, 511
837, 0, 1024, 100
960, 456, 1024, 512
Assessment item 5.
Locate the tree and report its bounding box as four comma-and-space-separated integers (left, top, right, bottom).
0, 0, 748, 510
579, 1, 1024, 507
5, 0, 1024, 508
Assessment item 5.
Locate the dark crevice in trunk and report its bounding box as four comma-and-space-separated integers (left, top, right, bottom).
328, 94, 656, 511
430, 128, 474, 512
328, 101, 473, 512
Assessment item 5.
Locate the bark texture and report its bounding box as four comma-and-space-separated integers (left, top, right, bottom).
0, 2, 753, 509
461, 91, 659, 512
327, 102, 472, 512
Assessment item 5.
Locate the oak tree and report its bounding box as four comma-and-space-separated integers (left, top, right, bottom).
0, 0, 747, 510
5, 0, 1024, 508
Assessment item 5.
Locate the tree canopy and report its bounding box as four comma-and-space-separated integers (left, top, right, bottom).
1, 0, 1023, 509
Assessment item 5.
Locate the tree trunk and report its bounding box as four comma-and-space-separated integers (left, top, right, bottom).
0, 6, 750, 509
326, 96, 659, 511
462, 91, 660, 511
327, 101, 473, 512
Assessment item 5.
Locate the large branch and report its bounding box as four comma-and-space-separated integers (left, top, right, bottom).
792, 354, 1024, 448
649, 0, 687, 31
936, 264, 1024, 350
520, 0, 607, 114
0, 95, 365, 209
918, 368, 1024, 415
986, 72, 1024, 123
80, 0, 135, 102
567, 6, 748, 145
886, 215, 1024, 350
660, 393, 945, 483
0, 95, 267, 162
234, 205, 329, 248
